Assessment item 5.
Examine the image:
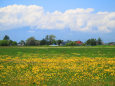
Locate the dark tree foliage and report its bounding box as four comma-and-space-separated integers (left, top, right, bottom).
3, 35, 10, 40
35, 40, 40, 46
49, 35, 56, 45
57, 40, 63, 46
0, 40, 9, 46
12, 41, 17, 46
19, 40, 25, 46
45, 35, 49, 42
26, 37, 36, 46
44, 35, 56, 45
86, 39, 97, 46
97, 37, 102, 45
8, 40, 13, 46
66, 41, 76, 46
40, 39, 47, 45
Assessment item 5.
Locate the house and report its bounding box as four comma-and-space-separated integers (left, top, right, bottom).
49, 44, 58, 46
108, 42, 115, 45
75, 41, 83, 45
17, 43, 24, 46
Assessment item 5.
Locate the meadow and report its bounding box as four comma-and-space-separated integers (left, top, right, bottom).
0, 46, 115, 86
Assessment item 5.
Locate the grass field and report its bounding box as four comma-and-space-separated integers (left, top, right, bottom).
0, 46, 115, 86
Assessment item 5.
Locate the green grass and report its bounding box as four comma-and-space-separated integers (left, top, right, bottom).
0, 46, 115, 58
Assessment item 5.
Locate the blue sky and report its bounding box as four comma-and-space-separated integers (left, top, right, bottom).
0, 0, 115, 42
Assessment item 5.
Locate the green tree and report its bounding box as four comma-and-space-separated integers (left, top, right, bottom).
35, 40, 40, 46
57, 40, 63, 46
19, 40, 25, 46
97, 37, 102, 45
44, 35, 56, 45
81, 43, 86, 46
45, 35, 49, 41
86, 38, 97, 46
49, 35, 56, 45
8, 40, 13, 46
12, 41, 17, 46
66, 41, 76, 46
3, 35, 10, 40
0, 40, 9, 46
45, 35, 49, 45
40, 39, 47, 45
26, 37, 36, 46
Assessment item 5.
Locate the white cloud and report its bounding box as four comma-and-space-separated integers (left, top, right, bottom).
28, 30, 35, 33
0, 5, 115, 32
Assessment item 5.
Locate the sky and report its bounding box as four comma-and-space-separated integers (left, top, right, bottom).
0, 0, 115, 43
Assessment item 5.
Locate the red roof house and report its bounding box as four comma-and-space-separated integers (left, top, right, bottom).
76, 41, 83, 45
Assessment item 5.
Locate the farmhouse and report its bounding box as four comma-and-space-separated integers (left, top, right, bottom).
75, 41, 83, 45
109, 42, 115, 45
49, 44, 58, 46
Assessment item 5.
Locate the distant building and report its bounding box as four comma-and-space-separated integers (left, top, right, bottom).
17, 43, 24, 46
75, 41, 83, 45
49, 44, 58, 46
108, 42, 115, 45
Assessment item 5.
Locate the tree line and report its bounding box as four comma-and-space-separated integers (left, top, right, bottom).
0, 35, 103, 46
0, 35, 17, 46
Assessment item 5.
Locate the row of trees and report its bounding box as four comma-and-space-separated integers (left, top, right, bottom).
86, 38, 103, 46
21, 35, 63, 46
0, 35, 17, 46
64, 38, 103, 46
0, 35, 103, 46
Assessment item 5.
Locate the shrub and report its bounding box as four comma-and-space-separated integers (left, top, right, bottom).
0, 40, 9, 46
66, 41, 76, 46
12, 41, 17, 46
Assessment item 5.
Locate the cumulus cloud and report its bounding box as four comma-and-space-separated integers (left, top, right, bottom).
0, 5, 115, 32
